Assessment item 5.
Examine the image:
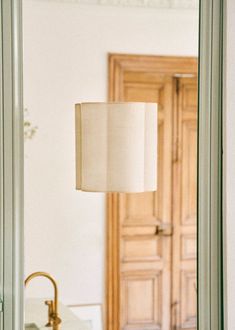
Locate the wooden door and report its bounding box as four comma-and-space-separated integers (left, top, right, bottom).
106, 55, 198, 330
119, 73, 173, 330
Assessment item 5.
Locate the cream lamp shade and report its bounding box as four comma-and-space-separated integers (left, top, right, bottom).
75, 102, 157, 193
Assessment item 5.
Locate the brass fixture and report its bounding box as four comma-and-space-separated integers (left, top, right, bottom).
155, 223, 173, 236
25, 272, 62, 329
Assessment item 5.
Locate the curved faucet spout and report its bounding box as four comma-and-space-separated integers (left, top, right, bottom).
25, 271, 62, 328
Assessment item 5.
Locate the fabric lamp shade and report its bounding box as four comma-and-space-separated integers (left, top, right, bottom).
75, 102, 157, 193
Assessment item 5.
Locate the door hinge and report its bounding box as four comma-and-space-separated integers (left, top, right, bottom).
0, 299, 3, 312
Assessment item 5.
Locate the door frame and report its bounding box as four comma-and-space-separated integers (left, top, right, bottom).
197, 0, 224, 329
106, 54, 198, 330
0, 0, 24, 329
0, 0, 225, 329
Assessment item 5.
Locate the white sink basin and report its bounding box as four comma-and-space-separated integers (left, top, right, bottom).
25, 324, 39, 330
25, 299, 91, 329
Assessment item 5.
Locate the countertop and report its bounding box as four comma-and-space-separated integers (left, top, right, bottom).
25, 299, 91, 330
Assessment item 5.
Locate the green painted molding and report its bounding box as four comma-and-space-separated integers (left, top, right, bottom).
198, 0, 224, 329
0, 1, 4, 329
0, 0, 24, 329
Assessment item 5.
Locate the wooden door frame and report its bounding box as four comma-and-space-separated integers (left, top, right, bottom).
106, 54, 198, 330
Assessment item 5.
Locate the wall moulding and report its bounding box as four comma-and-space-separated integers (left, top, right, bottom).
28, 0, 199, 10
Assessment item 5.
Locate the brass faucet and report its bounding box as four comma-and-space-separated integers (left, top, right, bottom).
25, 272, 62, 329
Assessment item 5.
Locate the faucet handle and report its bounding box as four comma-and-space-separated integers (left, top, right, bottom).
45, 300, 54, 327
45, 300, 62, 328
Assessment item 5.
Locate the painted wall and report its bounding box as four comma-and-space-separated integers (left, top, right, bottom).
23, 0, 198, 305
225, 0, 235, 328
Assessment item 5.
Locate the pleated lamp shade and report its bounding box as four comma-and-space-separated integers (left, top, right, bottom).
75, 102, 157, 193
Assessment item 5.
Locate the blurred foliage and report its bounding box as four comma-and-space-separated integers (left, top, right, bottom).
24, 108, 38, 141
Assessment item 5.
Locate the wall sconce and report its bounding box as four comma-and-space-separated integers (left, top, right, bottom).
75, 102, 157, 193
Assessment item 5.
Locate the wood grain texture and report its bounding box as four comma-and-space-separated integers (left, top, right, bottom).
171, 77, 197, 330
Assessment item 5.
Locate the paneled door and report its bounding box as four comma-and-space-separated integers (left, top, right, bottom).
119, 73, 173, 330
106, 55, 198, 330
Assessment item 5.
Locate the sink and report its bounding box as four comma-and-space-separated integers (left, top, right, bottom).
25, 324, 39, 330
25, 299, 92, 329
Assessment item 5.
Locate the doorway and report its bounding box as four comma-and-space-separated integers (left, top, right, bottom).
106, 54, 198, 330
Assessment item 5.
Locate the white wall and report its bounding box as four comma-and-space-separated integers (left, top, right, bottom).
225, 1, 235, 329
23, 0, 198, 305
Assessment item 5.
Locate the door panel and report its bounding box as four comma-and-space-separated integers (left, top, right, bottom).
121, 272, 162, 330
119, 74, 173, 330
172, 78, 197, 330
